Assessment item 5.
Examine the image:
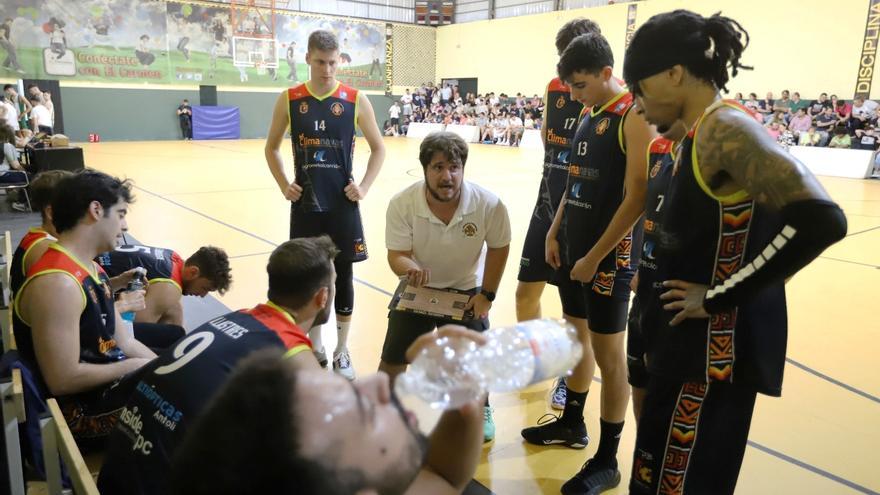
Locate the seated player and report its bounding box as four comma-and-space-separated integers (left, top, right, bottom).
13, 170, 156, 441
170, 326, 486, 495
10, 170, 70, 295
97, 236, 337, 495
96, 244, 231, 327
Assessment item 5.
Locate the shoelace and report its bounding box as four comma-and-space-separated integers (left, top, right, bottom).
552, 382, 567, 401
484, 408, 493, 422
335, 352, 351, 368
535, 412, 561, 426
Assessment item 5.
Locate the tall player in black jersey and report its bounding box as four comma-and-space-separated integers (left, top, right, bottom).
624, 10, 847, 494
522, 33, 655, 495
516, 18, 600, 411
265, 30, 385, 380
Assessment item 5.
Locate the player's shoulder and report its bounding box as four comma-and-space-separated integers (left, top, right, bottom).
649, 137, 675, 155
333, 83, 359, 104
286, 83, 309, 101
547, 77, 568, 93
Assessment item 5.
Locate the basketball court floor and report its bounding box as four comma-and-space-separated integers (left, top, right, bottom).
83, 137, 879, 494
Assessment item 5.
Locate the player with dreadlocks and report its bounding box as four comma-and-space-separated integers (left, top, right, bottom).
623, 10, 847, 494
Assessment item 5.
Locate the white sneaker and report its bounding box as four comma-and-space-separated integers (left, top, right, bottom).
333, 350, 356, 381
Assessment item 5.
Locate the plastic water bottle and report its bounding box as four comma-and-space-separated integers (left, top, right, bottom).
395, 318, 583, 411
120, 270, 146, 326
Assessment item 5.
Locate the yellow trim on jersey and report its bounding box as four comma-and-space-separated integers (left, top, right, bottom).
590, 91, 628, 118
305, 81, 341, 102
148, 278, 182, 292
354, 91, 361, 131
14, 269, 87, 327
284, 345, 311, 359
692, 100, 750, 204
618, 105, 633, 154
265, 300, 296, 324
48, 243, 102, 284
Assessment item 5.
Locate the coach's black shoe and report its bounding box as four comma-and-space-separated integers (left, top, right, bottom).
560, 459, 621, 495
521, 413, 589, 449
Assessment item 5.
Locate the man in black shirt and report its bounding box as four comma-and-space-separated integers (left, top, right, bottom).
814, 106, 837, 145
809, 92, 832, 118
176, 99, 192, 140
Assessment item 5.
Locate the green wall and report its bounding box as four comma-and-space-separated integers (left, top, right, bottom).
59, 86, 394, 142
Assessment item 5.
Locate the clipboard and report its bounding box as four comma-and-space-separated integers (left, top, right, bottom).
388, 279, 475, 321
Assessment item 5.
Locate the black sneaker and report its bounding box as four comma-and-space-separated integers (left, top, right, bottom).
560, 459, 621, 495
521, 413, 589, 449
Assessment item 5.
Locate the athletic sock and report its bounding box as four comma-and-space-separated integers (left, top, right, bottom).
334, 320, 351, 354
561, 388, 588, 426
594, 419, 624, 468
309, 325, 324, 353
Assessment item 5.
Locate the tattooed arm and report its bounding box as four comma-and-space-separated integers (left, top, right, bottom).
695, 107, 830, 208
661, 107, 847, 324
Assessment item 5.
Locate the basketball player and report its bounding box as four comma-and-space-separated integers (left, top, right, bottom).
96, 244, 231, 326
516, 18, 601, 411
623, 11, 847, 494
265, 29, 386, 380
170, 326, 486, 495
627, 121, 686, 422
520, 33, 655, 495
97, 236, 336, 495
10, 170, 70, 295
13, 170, 156, 441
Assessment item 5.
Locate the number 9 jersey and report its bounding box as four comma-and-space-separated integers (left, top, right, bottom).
97, 302, 312, 495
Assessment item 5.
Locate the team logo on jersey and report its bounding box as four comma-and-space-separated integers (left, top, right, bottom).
313, 151, 326, 162
614, 102, 628, 113
570, 182, 582, 199
595, 118, 611, 135
341, 91, 348, 99
354, 240, 367, 256
556, 95, 566, 109
557, 151, 570, 164
299, 101, 309, 114
331, 102, 344, 116
650, 160, 662, 178
462, 222, 478, 237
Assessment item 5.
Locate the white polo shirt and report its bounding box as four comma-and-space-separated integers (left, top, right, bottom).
386, 180, 511, 291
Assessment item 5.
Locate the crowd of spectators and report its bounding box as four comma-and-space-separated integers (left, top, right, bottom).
384, 82, 544, 147
736, 90, 880, 151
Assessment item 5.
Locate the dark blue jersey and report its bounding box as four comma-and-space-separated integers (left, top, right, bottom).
97, 302, 312, 495
287, 82, 359, 212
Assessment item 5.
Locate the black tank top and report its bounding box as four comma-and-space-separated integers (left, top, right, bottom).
10, 227, 52, 296
96, 245, 184, 290
532, 78, 584, 222
97, 302, 312, 495
640, 100, 788, 396
287, 82, 358, 212
635, 137, 676, 308
562, 92, 637, 298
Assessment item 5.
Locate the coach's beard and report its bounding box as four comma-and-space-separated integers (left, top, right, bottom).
426, 182, 459, 203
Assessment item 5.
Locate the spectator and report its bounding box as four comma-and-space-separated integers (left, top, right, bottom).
389, 100, 401, 134
798, 126, 822, 147
400, 117, 410, 136
0, 123, 28, 212
788, 108, 812, 138
773, 89, 793, 119
0, 91, 18, 132
383, 119, 395, 137
765, 120, 782, 141
854, 125, 880, 150
828, 126, 852, 148
734, 92, 744, 104
759, 91, 774, 121
28, 95, 53, 134
401, 89, 413, 120
12, 170, 157, 441
440, 83, 452, 105
850, 96, 878, 133
744, 92, 761, 111
815, 106, 838, 145
4, 84, 31, 134
508, 113, 524, 146
809, 92, 831, 117
790, 92, 810, 114
777, 123, 796, 148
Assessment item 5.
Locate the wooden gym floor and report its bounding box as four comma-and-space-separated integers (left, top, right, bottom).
83, 137, 879, 494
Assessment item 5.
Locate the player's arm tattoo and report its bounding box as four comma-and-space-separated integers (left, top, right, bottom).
697, 109, 831, 210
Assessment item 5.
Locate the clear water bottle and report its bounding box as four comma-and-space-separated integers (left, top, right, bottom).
395, 318, 583, 411
120, 270, 146, 324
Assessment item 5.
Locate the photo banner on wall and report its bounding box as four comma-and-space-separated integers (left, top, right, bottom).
854, 0, 880, 99
0, 0, 170, 83
0, 0, 387, 91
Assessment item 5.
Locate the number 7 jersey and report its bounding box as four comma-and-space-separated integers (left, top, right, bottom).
287, 81, 359, 212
